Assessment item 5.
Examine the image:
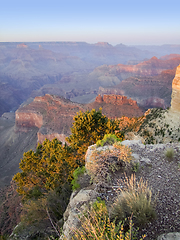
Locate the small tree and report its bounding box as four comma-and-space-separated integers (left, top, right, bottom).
13, 109, 123, 199
66, 108, 122, 165
13, 138, 75, 199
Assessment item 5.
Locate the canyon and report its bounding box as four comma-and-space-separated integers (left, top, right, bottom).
98, 68, 176, 109
1, 43, 180, 188
1, 42, 180, 116
1, 42, 180, 238
15, 93, 144, 143
0, 92, 143, 188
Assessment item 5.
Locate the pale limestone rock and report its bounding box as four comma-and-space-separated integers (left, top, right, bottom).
121, 139, 143, 147
85, 144, 114, 166
61, 189, 98, 239
170, 64, 180, 114
140, 157, 151, 166
157, 232, 180, 240
131, 153, 140, 162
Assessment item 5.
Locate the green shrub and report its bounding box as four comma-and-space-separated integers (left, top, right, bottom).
71, 166, 86, 191
67, 109, 121, 166
20, 184, 71, 233
111, 174, 156, 228
165, 147, 174, 160
69, 198, 145, 240
131, 162, 140, 173
0, 236, 8, 240
96, 134, 122, 147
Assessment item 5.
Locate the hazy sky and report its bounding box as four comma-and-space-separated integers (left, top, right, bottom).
0, 0, 180, 45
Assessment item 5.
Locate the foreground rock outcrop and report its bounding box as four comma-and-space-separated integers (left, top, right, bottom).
61, 140, 180, 240
61, 188, 98, 239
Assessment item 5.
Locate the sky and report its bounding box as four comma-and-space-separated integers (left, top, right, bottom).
0, 0, 180, 45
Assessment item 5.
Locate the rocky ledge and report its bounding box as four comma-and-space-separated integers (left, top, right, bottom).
61, 140, 180, 240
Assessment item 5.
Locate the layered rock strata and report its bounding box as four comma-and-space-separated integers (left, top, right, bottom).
95, 94, 137, 106
15, 94, 144, 143
170, 64, 180, 113
98, 68, 176, 110
15, 94, 84, 143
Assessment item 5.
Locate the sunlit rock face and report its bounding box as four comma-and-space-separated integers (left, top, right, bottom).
95, 94, 138, 106
170, 65, 180, 113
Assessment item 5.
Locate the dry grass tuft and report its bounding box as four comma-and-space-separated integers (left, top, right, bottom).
164, 147, 175, 160
67, 198, 146, 240
86, 144, 132, 184
111, 174, 156, 227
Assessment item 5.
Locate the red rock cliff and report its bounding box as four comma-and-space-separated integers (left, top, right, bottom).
15, 94, 144, 143
98, 94, 138, 106
88, 94, 143, 118
15, 94, 84, 143
15, 111, 43, 131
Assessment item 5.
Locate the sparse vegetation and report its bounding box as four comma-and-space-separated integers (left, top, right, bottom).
165, 147, 175, 160
69, 198, 145, 240
111, 174, 156, 228
67, 108, 123, 165
11, 109, 123, 238
13, 185, 71, 239
131, 162, 140, 173
8, 106, 180, 239
86, 144, 132, 184
14, 109, 121, 200
71, 166, 86, 191
96, 134, 122, 147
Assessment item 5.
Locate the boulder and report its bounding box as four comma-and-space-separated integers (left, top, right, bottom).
121, 139, 143, 147
157, 232, 180, 240
61, 189, 98, 239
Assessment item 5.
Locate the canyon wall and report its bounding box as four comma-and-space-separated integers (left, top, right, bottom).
15, 112, 43, 131
15, 94, 84, 143
95, 94, 138, 107
15, 94, 144, 143
170, 64, 180, 113
98, 68, 176, 109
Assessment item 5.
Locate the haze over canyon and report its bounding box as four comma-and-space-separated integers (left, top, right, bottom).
0, 42, 180, 187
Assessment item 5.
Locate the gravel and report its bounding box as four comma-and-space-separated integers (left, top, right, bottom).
99, 142, 180, 240
125, 142, 180, 240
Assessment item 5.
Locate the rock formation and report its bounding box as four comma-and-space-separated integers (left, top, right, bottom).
16, 43, 28, 48
170, 64, 180, 113
99, 68, 176, 109
87, 94, 144, 118
1, 41, 180, 116
95, 94, 137, 106
16, 111, 43, 130
61, 140, 180, 240
15, 94, 84, 143
15, 94, 144, 143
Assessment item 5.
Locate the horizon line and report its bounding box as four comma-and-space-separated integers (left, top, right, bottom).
0, 41, 180, 47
